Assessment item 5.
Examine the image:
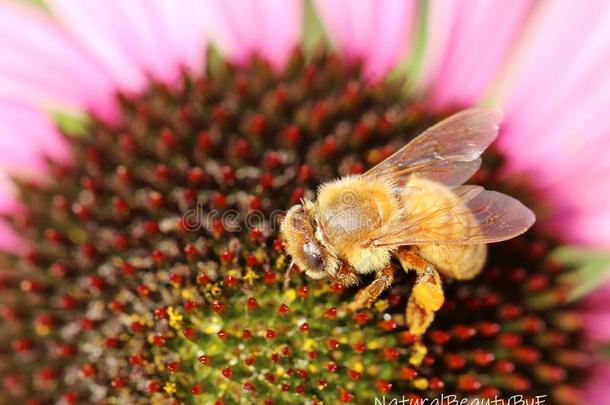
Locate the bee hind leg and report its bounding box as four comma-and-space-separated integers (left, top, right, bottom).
397, 248, 444, 335
347, 264, 394, 312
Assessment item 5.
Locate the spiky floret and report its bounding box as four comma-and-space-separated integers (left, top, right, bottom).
0, 49, 588, 404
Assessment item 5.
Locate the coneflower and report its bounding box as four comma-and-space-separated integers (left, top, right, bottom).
0, 51, 592, 405
0, 1, 608, 404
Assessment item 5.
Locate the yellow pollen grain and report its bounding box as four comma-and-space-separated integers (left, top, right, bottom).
180, 288, 195, 300
303, 339, 316, 351
163, 382, 177, 394
227, 269, 241, 278
35, 325, 50, 336
374, 299, 389, 313
253, 249, 265, 261
308, 364, 319, 373
206, 283, 222, 296
412, 377, 429, 390
409, 342, 427, 367
283, 288, 297, 302
167, 307, 183, 330
275, 254, 287, 270
202, 316, 222, 334
367, 339, 383, 350
244, 269, 259, 285
353, 362, 364, 373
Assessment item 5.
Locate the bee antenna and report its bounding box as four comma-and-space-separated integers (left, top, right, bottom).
283, 259, 295, 290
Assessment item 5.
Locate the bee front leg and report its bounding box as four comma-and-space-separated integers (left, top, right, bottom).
347, 265, 394, 312
397, 248, 444, 335
335, 261, 361, 288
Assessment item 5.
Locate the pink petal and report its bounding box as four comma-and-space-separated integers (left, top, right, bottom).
415, 0, 461, 94
148, 0, 208, 74
570, 254, 610, 346
418, 0, 534, 108
313, 0, 350, 56
0, 100, 69, 236
110, 0, 181, 81
583, 313, 610, 342
366, 0, 417, 80
568, 217, 610, 248
0, 137, 47, 177
47, 0, 146, 93
49, 0, 208, 91
494, 1, 610, 247
206, 0, 258, 65
313, 0, 417, 80
0, 218, 23, 253
582, 362, 610, 404
0, 99, 71, 179
584, 282, 610, 309
258, 0, 303, 69
207, 0, 302, 70
582, 282, 610, 347
0, 100, 70, 162
0, 173, 20, 215
0, 0, 119, 120
499, 1, 610, 175
0, 172, 22, 252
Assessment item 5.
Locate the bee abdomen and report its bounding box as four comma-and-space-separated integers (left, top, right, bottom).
415, 243, 487, 280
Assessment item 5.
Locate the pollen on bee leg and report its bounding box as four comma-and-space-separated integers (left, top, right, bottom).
398, 249, 444, 334
406, 295, 435, 336
413, 270, 444, 312
397, 249, 444, 312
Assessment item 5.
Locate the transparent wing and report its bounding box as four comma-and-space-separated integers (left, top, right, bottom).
363, 108, 502, 188
367, 186, 536, 247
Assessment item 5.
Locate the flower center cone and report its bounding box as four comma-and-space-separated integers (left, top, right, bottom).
0, 49, 587, 405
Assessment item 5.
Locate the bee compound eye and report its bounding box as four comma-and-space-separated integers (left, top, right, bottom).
302, 241, 326, 272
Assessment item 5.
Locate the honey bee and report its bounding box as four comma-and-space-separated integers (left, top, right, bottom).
281, 108, 535, 335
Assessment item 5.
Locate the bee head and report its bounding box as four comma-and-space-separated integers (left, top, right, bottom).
281, 202, 339, 280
